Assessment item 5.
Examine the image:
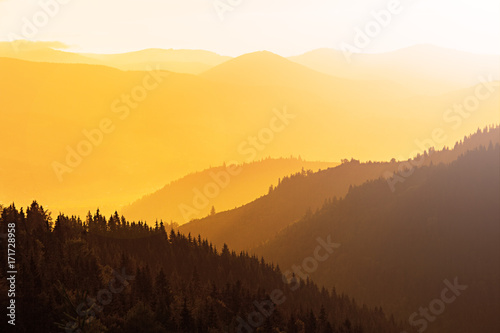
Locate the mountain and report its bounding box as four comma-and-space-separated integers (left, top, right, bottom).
0, 202, 412, 333
122, 158, 338, 224
0, 41, 102, 65
1, 57, 345, 216
288, 45, 500, 95
201, 50, 411, 101
178, 126, 500, 252
254, 144, 500, 333
0, 57, 498, 216
0, 41, 231, 74
81, 48, 232, 74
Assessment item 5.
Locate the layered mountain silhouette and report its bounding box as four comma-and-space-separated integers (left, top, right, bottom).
289, 45, 500, 95
7, 42, 497, 94
178, 126, 499, 252
201, 50, 410, 101
1, 50, 498, 216
81, 48, 231, 74
1, 38, 499, 333
253, 142, 500, 333
122, 158, 338, 223
0, 41, 231, 74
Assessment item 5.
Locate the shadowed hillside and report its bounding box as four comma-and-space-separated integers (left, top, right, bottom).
179, 126, 499, 252
254, 144, 500, 333
122, 158, 338, 224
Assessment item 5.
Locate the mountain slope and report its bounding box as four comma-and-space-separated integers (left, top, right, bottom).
254, 144, 500, 333
1, 57, 498, 217
0, 41, 231, 74
0, 41, 102, 65
201, 50, 411, 101
122, 158, 338, 224
179, 126, 499, 252
288, 45, 500, 95
0, 202, 411, 333
82, 48, 232, 74
0, 57, 347, 216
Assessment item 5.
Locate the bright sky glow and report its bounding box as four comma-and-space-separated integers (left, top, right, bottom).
1, 0, 499, 56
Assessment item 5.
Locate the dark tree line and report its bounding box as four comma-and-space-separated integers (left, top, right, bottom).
0, 201, 412, 332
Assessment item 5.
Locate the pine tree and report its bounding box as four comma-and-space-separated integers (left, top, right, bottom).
180, 298, 194, 332
306, 309, 317, 333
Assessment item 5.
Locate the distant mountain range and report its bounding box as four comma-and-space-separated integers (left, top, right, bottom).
178, 126, 499, 252
0, 41, 498, 217
3, 41, 497, 94
289, 44, 500, 95
0, 41, 231, 74
122, 158, 338, 223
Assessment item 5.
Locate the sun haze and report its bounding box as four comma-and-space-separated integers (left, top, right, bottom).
1, 0, 499, 56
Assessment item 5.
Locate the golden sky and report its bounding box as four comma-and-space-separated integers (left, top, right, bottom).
0, 0, 499, 218
1, 0, 499, 56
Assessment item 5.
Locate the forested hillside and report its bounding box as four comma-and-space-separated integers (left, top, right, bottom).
122, 157, 338, 224
255, 144, 500, 333
0, 203, 411, 333
179, 126, 499, 252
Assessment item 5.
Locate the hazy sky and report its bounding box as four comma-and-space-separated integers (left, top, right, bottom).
1, 0, 499, 56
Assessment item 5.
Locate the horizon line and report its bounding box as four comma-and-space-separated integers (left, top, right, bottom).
4, 40, 500, 58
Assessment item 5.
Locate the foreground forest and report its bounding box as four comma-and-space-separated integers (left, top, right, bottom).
0, 201, 411, 332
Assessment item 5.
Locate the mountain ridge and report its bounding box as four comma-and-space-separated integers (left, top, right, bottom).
178, 126, 499, 252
